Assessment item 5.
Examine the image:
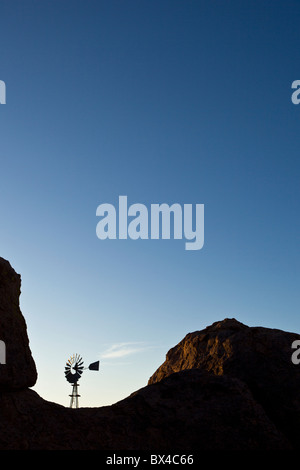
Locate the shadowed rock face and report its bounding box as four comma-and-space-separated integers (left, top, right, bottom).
0, 256, 299, 450
0, 257, 37, 390
0, 370, 291, 450
148, 318, 300, 448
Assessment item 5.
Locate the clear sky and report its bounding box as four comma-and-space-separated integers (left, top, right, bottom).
0, 0, 299, 407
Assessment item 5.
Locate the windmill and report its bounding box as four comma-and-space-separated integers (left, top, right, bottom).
64, 353, 100, 408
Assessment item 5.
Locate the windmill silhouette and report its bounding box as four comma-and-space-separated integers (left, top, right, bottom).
64, 353, 100, 408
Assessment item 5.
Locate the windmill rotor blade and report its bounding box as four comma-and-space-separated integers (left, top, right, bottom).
64, 354, 87, 385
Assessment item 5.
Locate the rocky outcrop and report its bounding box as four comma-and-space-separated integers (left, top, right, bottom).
149, 318, 300, 449
0, 369, 291, 450
0, 256, 299, 450
0, 257, 37, 390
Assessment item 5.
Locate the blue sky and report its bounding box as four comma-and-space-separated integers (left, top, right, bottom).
0, 0, 299, 406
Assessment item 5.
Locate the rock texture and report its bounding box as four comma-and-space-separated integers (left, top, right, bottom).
0, 257, 37, 390
0, 256, 299, 450
149, 318, 300, 449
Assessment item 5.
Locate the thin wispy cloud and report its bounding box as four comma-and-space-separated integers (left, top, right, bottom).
100, 342, 148, 359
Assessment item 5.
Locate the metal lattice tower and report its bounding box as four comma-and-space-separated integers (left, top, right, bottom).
69, 382, 80, 409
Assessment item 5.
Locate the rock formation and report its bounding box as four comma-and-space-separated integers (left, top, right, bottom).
0, 256, 299, 450
0, 257, 37, 390
149, 318, 300, 449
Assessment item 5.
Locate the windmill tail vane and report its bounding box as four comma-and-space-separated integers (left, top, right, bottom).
64, 354, 100, 408
88, 360, 100, 371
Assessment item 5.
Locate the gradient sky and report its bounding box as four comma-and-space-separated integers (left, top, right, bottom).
0, 0, 299, 407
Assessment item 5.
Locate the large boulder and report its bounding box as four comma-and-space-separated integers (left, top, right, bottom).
148, 318, 300, 448
0, 257, 37, 390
